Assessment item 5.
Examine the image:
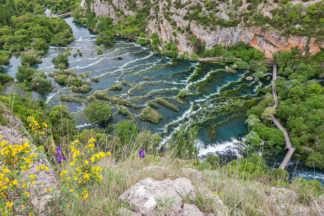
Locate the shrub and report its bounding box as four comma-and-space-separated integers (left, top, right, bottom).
292, 177, 323, 204
49, 105, 76, 141
205, 154, 221, 169
0, 136, 46, 215
136, 38, 150, 46
0, 50, 10, 66
30, 72, 53, 93
115, 120, 138, 145
140, 107, 162, 124
84, 100, 112, 125
16, 66, 52, 93
116, 105, 134, 120
0, 73, 13, 84
21, 51, 42, 66
52, 54, 69, 69
96, 30, 115, 48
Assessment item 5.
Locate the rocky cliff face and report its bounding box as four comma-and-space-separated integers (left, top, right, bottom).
84, 0, 324, 59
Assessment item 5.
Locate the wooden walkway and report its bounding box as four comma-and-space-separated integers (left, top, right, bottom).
270, 64, 295, 169
56, 11, 73, 18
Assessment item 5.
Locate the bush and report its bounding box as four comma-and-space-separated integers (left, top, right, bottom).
16, 66, 52, 93
21, 51, 42, 66
140, 107, 162, 124
0, 50, 10, 65
0, 73, 13, 84
49, 105, 76, 141
52, 54, 69, 69
84, 100, 112, 125
30, 73, 52, 93
96, 30, 115, 48
136, 38, 149, 46
115, 120, 138, 145
205, 154, 221, 169
292, 177, 323, 204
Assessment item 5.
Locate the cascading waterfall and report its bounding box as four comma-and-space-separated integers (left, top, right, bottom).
3, 14, 323, 184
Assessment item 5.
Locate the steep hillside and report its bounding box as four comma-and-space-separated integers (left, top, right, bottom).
80, 0, 324, 58
0, 101, 323, 215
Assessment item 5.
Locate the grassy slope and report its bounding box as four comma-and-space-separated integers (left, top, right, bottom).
51, 153, 323, 215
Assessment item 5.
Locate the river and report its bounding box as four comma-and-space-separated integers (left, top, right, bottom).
3, 11, 324, 185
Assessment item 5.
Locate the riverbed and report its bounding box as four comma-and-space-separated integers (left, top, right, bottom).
3, 13, 324, 184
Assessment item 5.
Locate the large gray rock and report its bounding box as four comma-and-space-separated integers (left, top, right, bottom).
179, 204, 204, 216
119, 177, 202, 215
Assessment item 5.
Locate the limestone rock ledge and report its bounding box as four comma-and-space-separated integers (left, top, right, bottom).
84, 0, 324, 59
118, 177, 227, 216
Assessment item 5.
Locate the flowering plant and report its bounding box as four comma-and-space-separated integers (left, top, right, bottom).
59, 138, 110, 211
139, 150, 145, 159
0, 134, 47, 215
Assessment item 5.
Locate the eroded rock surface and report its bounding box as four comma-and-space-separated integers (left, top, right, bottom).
119, 177, 202, 215
84, 0, 324, 59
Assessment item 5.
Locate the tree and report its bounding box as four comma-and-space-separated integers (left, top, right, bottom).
84, 100, 112, 125
261, 107, 275, 120
95, 30, 115, 48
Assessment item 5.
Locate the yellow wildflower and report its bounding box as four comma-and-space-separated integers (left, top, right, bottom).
60, 170, 68, 176
6, 201, 13, 207
2, 167, 10, 173
88, 138, 96, 143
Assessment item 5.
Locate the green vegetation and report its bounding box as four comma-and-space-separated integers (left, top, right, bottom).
21, 50, 42, 66
109, 83, 122, 91
155, 98, 179, 112
0, 50, 12, 86
84, 100, 112, 125
169, 126, 198, 159
49, 69, 76, 85
117, 105, 134, 120
52, 53, 69, 69
16, 66, 52, 93
246, 49, 324, 170
139, 107, 162, 124
50, 0, 81, 14
1, 14, 74, 53
96, 30, 115, 48
115, 120, 138, 145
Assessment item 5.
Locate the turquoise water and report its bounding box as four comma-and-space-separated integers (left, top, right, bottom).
3, 14, 323, 184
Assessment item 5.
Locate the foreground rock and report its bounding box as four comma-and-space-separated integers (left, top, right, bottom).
119, 177, 204, 215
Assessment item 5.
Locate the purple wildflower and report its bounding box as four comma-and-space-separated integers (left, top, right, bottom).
55, 146, 66, 164
139, 150, 145, 159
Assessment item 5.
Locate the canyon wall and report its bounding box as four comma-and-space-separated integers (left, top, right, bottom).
84, 0, 324, 59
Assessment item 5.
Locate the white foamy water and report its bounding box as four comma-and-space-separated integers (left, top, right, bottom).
198, 138, 243, 157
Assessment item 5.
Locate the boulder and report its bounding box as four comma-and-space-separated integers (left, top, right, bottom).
179, 204, 204, 216
119, 177, 202, 215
